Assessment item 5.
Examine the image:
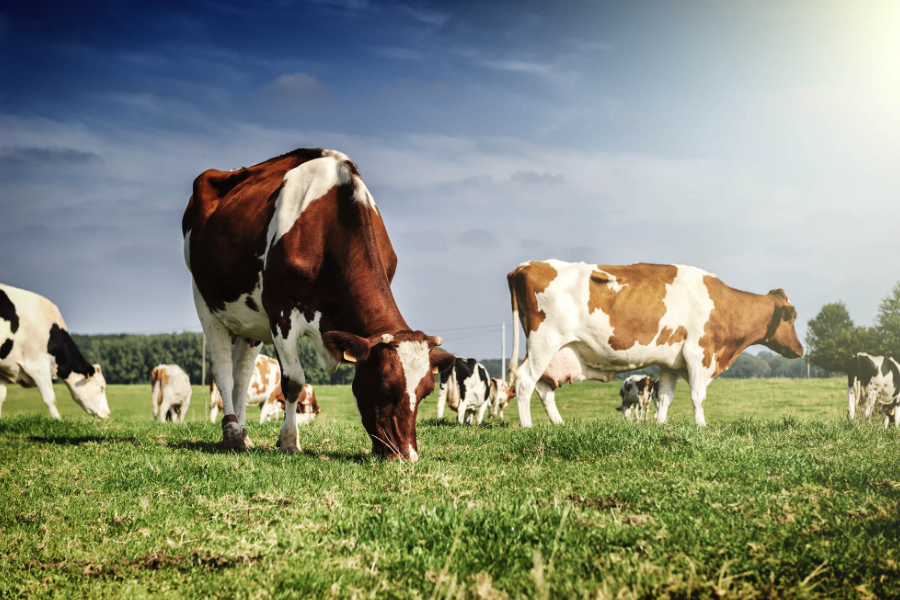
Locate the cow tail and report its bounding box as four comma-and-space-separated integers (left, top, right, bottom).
150, 368, 162, 416
507, 274, 520, 388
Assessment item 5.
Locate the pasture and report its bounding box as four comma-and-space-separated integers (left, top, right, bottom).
3, 378, 900, 599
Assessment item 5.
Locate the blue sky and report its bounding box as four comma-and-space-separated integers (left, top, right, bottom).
1, 0, 899, 360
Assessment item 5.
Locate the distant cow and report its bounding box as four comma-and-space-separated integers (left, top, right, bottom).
489, 378, 516, 419
275, 383, 321, 425
437, 357, 492, 424
617, 375, 657, 422
847, 353, 900, 426
209, 355, 311, 424
507, 261, 803, 427
151, 364, 192, 423
183, 148, 453, 457
0, 284, 110, 419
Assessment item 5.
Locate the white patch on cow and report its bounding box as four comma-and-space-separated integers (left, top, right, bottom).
213, 277, 272, 344
265, 152, 377, 253
408, 445, 419, 461
183, 229, 192, 272
396, 341, 430, 412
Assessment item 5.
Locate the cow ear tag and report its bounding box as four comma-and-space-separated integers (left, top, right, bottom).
343, 352, 357, 363
432, 367, 439, 374
381, 334, 394, 344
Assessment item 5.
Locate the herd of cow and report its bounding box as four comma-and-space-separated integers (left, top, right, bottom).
1, 147, 898, 459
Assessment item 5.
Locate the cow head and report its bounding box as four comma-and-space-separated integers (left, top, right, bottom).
66, 364, 111, 419
761, 289, 804, 359
323, 330, 455, 460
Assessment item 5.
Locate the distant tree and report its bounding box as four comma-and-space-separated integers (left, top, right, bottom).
807, 302, 879, 376
875, 282, 900, 360
719, 353, 771, 379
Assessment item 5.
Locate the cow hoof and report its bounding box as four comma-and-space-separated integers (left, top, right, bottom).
280, 443, 301, 454
222, 417, 247, 451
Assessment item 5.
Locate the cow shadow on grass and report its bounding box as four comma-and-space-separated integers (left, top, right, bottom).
1, 435, 142, 447
165, 438, 372, 462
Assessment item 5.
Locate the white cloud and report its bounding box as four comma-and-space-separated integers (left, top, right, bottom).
262, 73, 327, 101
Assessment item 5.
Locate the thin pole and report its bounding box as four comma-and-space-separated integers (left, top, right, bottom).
201, 333, 207, 386
501, 322, 506, 381
806, 322, 810, 379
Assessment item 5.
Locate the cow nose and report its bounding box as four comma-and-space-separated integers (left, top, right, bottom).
98, 408, 111, 419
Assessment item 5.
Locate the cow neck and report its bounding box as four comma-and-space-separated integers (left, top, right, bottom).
729, 289, 780, 352
328, 212, 408, 338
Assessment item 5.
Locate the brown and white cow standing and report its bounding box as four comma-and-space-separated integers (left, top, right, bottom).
488, 378, 515, 419
277, 383, 321, 425
183, 148, 454, 458
507, 261, 804, 427
151, 364, 192, 423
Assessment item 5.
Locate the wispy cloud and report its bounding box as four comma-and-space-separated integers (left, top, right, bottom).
262, 73, 327, 102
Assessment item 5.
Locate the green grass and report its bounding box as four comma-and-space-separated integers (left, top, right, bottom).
3, 378, 899, 599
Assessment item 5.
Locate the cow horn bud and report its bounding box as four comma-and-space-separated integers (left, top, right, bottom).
381, 334, 393, 344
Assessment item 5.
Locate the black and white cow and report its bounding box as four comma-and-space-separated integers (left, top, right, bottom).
616, 374, 658, 422
436, 357, 492, 424
847, 353, 900, 426
0, 284, 110, 419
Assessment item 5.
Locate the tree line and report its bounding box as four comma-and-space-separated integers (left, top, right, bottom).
71, 333, 354, 386
807, 282, 900, 376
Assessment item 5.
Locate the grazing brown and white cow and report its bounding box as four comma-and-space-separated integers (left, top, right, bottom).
151, 364, 192, 423
507, 261, 803, 427
616, 375, 657, 422
183, 148, 454, 458
846, 353, 900, 426
488, 378, 515, 419
0, 284, 109, 419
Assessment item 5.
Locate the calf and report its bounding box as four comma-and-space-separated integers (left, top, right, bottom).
437, 357, 492, 424
488, 378, 516, 419
616, 375, 657, 422
184, 148, 453, 457
151, 364, 192, 423
847, 353, 900, 426
507, 261, 803, 427
0, 284, 109, 419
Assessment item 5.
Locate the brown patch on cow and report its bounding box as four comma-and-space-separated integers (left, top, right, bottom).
252, 358, 271, 396
700, 275, 784, 377
267, 383, 284, 406
588, 264, 678, 351
656, 325, 688, 346
507, 262, 559, 333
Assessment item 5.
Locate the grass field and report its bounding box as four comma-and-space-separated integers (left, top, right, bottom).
3, 377, 900, 599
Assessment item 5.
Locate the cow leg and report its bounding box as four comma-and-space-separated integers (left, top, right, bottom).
847, 385, 857, 421
515, 345, 561, 427
476, 401, 489, 425
231, 338, 262, 448
180, 396, 190, 423
457, 400, 468, 425
29, 367, 61, 419
535, 380, 564, 425
272, 332, 306, 454
654, 369, 679, 424
193, 283, 243, 449
436, 389, 447, 420
686, 369, 710, 426
0, 381, 6, 417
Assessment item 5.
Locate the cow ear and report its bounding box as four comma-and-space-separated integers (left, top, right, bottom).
430, 349, 456, 374
322, 331, 371, 364
783, 305, 797, 322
